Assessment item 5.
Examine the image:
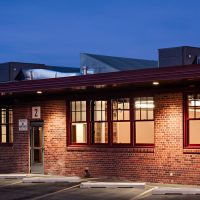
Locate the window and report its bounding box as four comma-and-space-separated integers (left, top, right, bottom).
0, 108, 13, 144
186, 94, 200, 146
112, 98, 130, 144
70, 101, 87, 143
68, 97, 154, 147
134, 97, 154, 145
91, 101, 108, 144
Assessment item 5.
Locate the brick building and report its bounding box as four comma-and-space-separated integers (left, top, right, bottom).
1, 46, 200, 185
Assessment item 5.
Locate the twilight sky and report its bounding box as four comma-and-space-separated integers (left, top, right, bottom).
0, 0, 200, 67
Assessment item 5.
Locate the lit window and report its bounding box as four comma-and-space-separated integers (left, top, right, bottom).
187, 94, 200, 145
134, 97, 154, 145
70, 101, 87, 143
112, 98, 130, 144
0, 108, 13, 144
91, 101, 108, 144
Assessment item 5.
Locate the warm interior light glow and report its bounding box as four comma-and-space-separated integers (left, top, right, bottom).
135, 101, 155, 109
191, 100, 200, 106
153, 81, 159, 85
36, 91, 42, 94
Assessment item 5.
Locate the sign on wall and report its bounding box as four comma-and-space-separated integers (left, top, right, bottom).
32, 106, 41, 119
19, 119, 28, 131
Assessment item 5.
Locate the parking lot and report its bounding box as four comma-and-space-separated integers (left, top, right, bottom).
1, 178, 200, 200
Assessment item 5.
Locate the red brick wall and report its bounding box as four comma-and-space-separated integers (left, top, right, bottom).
1, 93, 200, 185
0, 103, 30, 173
64, 93, 200, 185
42, 100, 67, 176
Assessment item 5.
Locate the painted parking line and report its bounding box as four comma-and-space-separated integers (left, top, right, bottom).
130, 186, 158, 200
29, 183, 81, 200
0, 180, 22, 188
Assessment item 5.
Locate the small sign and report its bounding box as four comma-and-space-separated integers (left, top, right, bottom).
32, 106, 41, 119
19, 119, 28, 131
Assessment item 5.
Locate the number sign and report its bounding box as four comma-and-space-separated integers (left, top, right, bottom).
32, 106, 41, 119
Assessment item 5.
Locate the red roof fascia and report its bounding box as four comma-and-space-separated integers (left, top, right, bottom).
0, 64, 200, 93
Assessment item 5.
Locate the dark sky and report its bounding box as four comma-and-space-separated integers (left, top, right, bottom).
0, 0, 200, 67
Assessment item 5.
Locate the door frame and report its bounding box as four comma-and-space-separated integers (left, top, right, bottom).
30, 121, 44, 174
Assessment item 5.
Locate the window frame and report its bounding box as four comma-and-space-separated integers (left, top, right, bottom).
90, 100, 109, 145
0, 107, 13, 145
69, 101, 88, 145
184, 93, 200, 148
134, 97, 155, 147
67, 96, 155, 148
111, 98, 133, 146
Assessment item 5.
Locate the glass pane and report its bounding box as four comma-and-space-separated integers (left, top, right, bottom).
1, 109, 6, 124
102, 101, 107, 110
112, 100, 118, 109
76, 101, 81, 111
71, 101, 76, 111
124, 110, 130, 120
1, 125, 6, 143
95, 101, 102, 110
124, 100, 130, 109
94, 110, 101, 121
113, 122, 130, 143
34, 127, 42, 147
81, 111, 86, 121
148, 109, 154, 120
76, 112, 81, 121
196, 109, 200, 118
189, 108, 195, 118
135, 109, 140, 120
34, 149, 42, 163
82, 101, 86, 111
94, 122, 108, 143
102, 111, 106, 121
113, 110, 117, 120
118, 110, 123, 120
71, 123, 87, 143
189, 120, 200, 144
135, 121, 154, 144
141, 109, 147, 120
72, 112, 76, 122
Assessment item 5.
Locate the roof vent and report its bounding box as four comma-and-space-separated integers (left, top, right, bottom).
197, 56, 200, 64
81, 66, 88, 75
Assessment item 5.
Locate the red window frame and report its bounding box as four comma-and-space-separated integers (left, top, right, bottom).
90, 100, 109, 145
67, 96, 154, 148
184, 94, 200, 148
111, 98, 133, 146
133, 97, 154, 147
0, 108, 13, 144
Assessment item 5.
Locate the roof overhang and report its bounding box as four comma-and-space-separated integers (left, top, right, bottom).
1, 64, 200, 99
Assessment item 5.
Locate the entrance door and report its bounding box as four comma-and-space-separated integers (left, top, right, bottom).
30, 122, 44, 174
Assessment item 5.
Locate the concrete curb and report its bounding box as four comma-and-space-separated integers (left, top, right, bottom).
0, 174, 27, 179
152, 187, 200, 195
80, 182, 146, 188
22, 176, 81, 183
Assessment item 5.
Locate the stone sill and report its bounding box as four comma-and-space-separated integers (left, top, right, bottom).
183, 149, 200, 154
67, 146, 154, 153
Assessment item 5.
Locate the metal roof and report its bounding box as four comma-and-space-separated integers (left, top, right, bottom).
82, 53, 158, 70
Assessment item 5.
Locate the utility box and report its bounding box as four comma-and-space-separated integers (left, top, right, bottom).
158, 46, 200, 67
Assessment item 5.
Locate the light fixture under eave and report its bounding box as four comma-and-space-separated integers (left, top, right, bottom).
153, 81, 159, 85
36, 91, 43, 94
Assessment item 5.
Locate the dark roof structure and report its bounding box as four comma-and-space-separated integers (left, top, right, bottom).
80, 53, 158, 73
